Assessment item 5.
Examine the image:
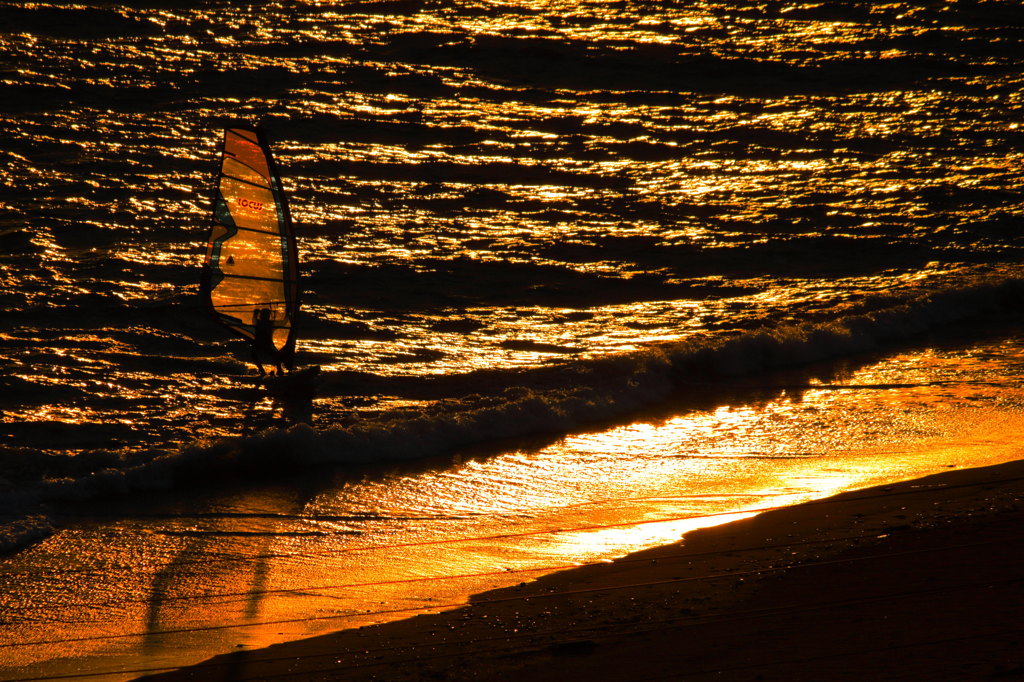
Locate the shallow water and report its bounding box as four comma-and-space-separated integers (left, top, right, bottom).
4, 326, 1024, 680
2, 1, 1024, 679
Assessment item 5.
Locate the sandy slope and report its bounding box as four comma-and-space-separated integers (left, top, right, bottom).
141, 459, 1024, 681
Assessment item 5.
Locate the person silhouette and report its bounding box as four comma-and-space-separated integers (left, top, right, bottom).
252, 307, 283, 376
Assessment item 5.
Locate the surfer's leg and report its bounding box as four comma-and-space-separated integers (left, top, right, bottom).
253, 346, 267, 376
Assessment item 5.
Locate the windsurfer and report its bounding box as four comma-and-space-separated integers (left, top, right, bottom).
252, 307, 284, 376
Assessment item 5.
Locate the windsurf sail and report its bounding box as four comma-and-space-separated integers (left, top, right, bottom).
201, 125, 299, 368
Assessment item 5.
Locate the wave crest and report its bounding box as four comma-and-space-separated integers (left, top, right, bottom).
2, 272, 1021, 552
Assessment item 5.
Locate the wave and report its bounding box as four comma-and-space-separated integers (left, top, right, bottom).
3, 269, 1023, 553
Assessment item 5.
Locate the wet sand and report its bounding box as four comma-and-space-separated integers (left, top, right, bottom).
143, 459, 1024, 681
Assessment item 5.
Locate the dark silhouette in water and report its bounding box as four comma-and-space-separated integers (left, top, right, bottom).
252, 307, 283, 376
264, 365, 321, 426
240, 366, 321, 433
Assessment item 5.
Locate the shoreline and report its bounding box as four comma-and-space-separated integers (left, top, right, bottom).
142, 458, 1024, 681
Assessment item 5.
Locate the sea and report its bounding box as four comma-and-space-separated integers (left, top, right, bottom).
2, 1, 1024, 679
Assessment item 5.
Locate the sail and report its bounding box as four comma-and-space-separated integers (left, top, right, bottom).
201, 126, 299, 367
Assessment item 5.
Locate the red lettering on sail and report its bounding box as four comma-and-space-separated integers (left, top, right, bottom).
237, 198, 265, 211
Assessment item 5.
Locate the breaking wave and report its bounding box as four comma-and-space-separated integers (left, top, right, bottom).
3, 270, 1022, 553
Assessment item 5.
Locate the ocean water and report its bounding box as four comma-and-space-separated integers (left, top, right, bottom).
2, 0, 1024, 679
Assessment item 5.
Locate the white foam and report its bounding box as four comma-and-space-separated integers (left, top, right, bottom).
0, 513, 53, 554
1, 271, 1020, 553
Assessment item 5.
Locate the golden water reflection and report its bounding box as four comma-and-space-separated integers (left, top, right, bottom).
5, 334, 1024, 680
5, 0, 1024, 678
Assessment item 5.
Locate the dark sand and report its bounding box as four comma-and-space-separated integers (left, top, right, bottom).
143, 460, 1024, 681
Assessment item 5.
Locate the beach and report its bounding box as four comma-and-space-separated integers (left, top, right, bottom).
5, 2, 1024, 679
143, 457, 1024, 681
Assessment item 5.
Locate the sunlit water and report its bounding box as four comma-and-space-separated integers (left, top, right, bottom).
2, 1, 1024, 679
5, 331, 1024, 680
